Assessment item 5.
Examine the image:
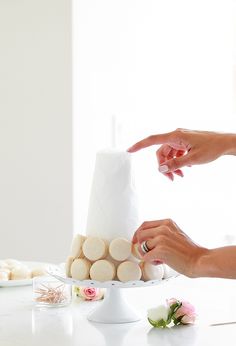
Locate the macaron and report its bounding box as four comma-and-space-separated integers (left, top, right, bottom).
65, 256, 74, 278
131, 243, 143, 260
139, 261, 164, 281
109, 238, 131, 261
11, 266, 31, 280
117, 261, 142, 282
4, 259, 22, 270
105, 254, 121, 268
71, 258, 91, 281
0, 269, 10, 281
82, 237, 108, 261
90, 260, 116, 282
70, 234, 86, 258
31, 267, 47, 278
0, 261, 9, 269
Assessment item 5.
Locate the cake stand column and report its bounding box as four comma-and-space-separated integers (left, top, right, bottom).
87, 287, 142, 324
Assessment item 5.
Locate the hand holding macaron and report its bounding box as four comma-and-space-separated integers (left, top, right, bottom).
132, 219, 208, 278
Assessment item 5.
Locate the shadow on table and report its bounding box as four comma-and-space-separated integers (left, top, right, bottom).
147, 324, 197, 346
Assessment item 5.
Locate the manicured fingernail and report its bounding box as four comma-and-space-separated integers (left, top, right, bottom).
159, 165, 169, 173
174, 170, 184, 177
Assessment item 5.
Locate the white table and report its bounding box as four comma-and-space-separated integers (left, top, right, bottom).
1, 275, 236, 346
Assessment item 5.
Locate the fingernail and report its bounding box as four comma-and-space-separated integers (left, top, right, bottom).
159, 165, 169, 173
127, 147, 133, 152
166, 174, 174, 181
174, 170, 184, 178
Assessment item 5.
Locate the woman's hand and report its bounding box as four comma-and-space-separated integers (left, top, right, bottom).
132, 219, 209, 278
128, 128, 236, 181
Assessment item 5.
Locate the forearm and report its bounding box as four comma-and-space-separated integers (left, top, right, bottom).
221, 133, 236, 156
194, 246, 236, 279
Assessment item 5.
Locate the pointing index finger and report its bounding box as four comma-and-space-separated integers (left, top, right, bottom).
127, 132, 174, 153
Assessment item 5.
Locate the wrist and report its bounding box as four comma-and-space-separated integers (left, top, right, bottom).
220, 133, 236, 156
189, 247, 212, 278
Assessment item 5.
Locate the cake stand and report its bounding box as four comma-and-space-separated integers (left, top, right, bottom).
47, 265, 177, 324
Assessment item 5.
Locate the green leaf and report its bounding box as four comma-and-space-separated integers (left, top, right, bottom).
73, 286, 80, 294
173, 315, 184, 325
157, 319, 168, 328
167, 301, 182, 323
148, 318, 168, 328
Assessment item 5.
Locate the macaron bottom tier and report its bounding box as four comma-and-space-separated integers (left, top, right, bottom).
66, 234, 177, 283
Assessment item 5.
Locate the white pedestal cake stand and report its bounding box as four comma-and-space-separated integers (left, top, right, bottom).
47, 265, 177, 324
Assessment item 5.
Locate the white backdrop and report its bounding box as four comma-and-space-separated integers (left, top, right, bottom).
0, 0, 72, 262
73, 0, 236, 248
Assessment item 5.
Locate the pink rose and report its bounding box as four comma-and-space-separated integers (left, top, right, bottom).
167, 298, 196, 325
76, 287, 104, 301
167, 298, 178, 306
174, 300, 197, 324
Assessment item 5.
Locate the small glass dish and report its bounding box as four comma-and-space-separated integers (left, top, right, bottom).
33, 275, 71, 308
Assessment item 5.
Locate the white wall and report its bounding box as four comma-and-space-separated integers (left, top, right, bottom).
73, 0, 236, 248
0, 0, 72, 263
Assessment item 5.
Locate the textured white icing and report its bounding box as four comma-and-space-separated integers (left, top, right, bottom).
86, 150, 140, 241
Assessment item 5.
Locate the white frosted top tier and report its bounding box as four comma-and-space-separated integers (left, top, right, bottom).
86, 149, 140, 241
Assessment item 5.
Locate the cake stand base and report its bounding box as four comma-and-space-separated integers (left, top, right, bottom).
47, 264, 178, 324
87, 287, 142, 324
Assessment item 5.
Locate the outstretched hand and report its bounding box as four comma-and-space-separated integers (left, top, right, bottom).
128, 128, 231, 181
